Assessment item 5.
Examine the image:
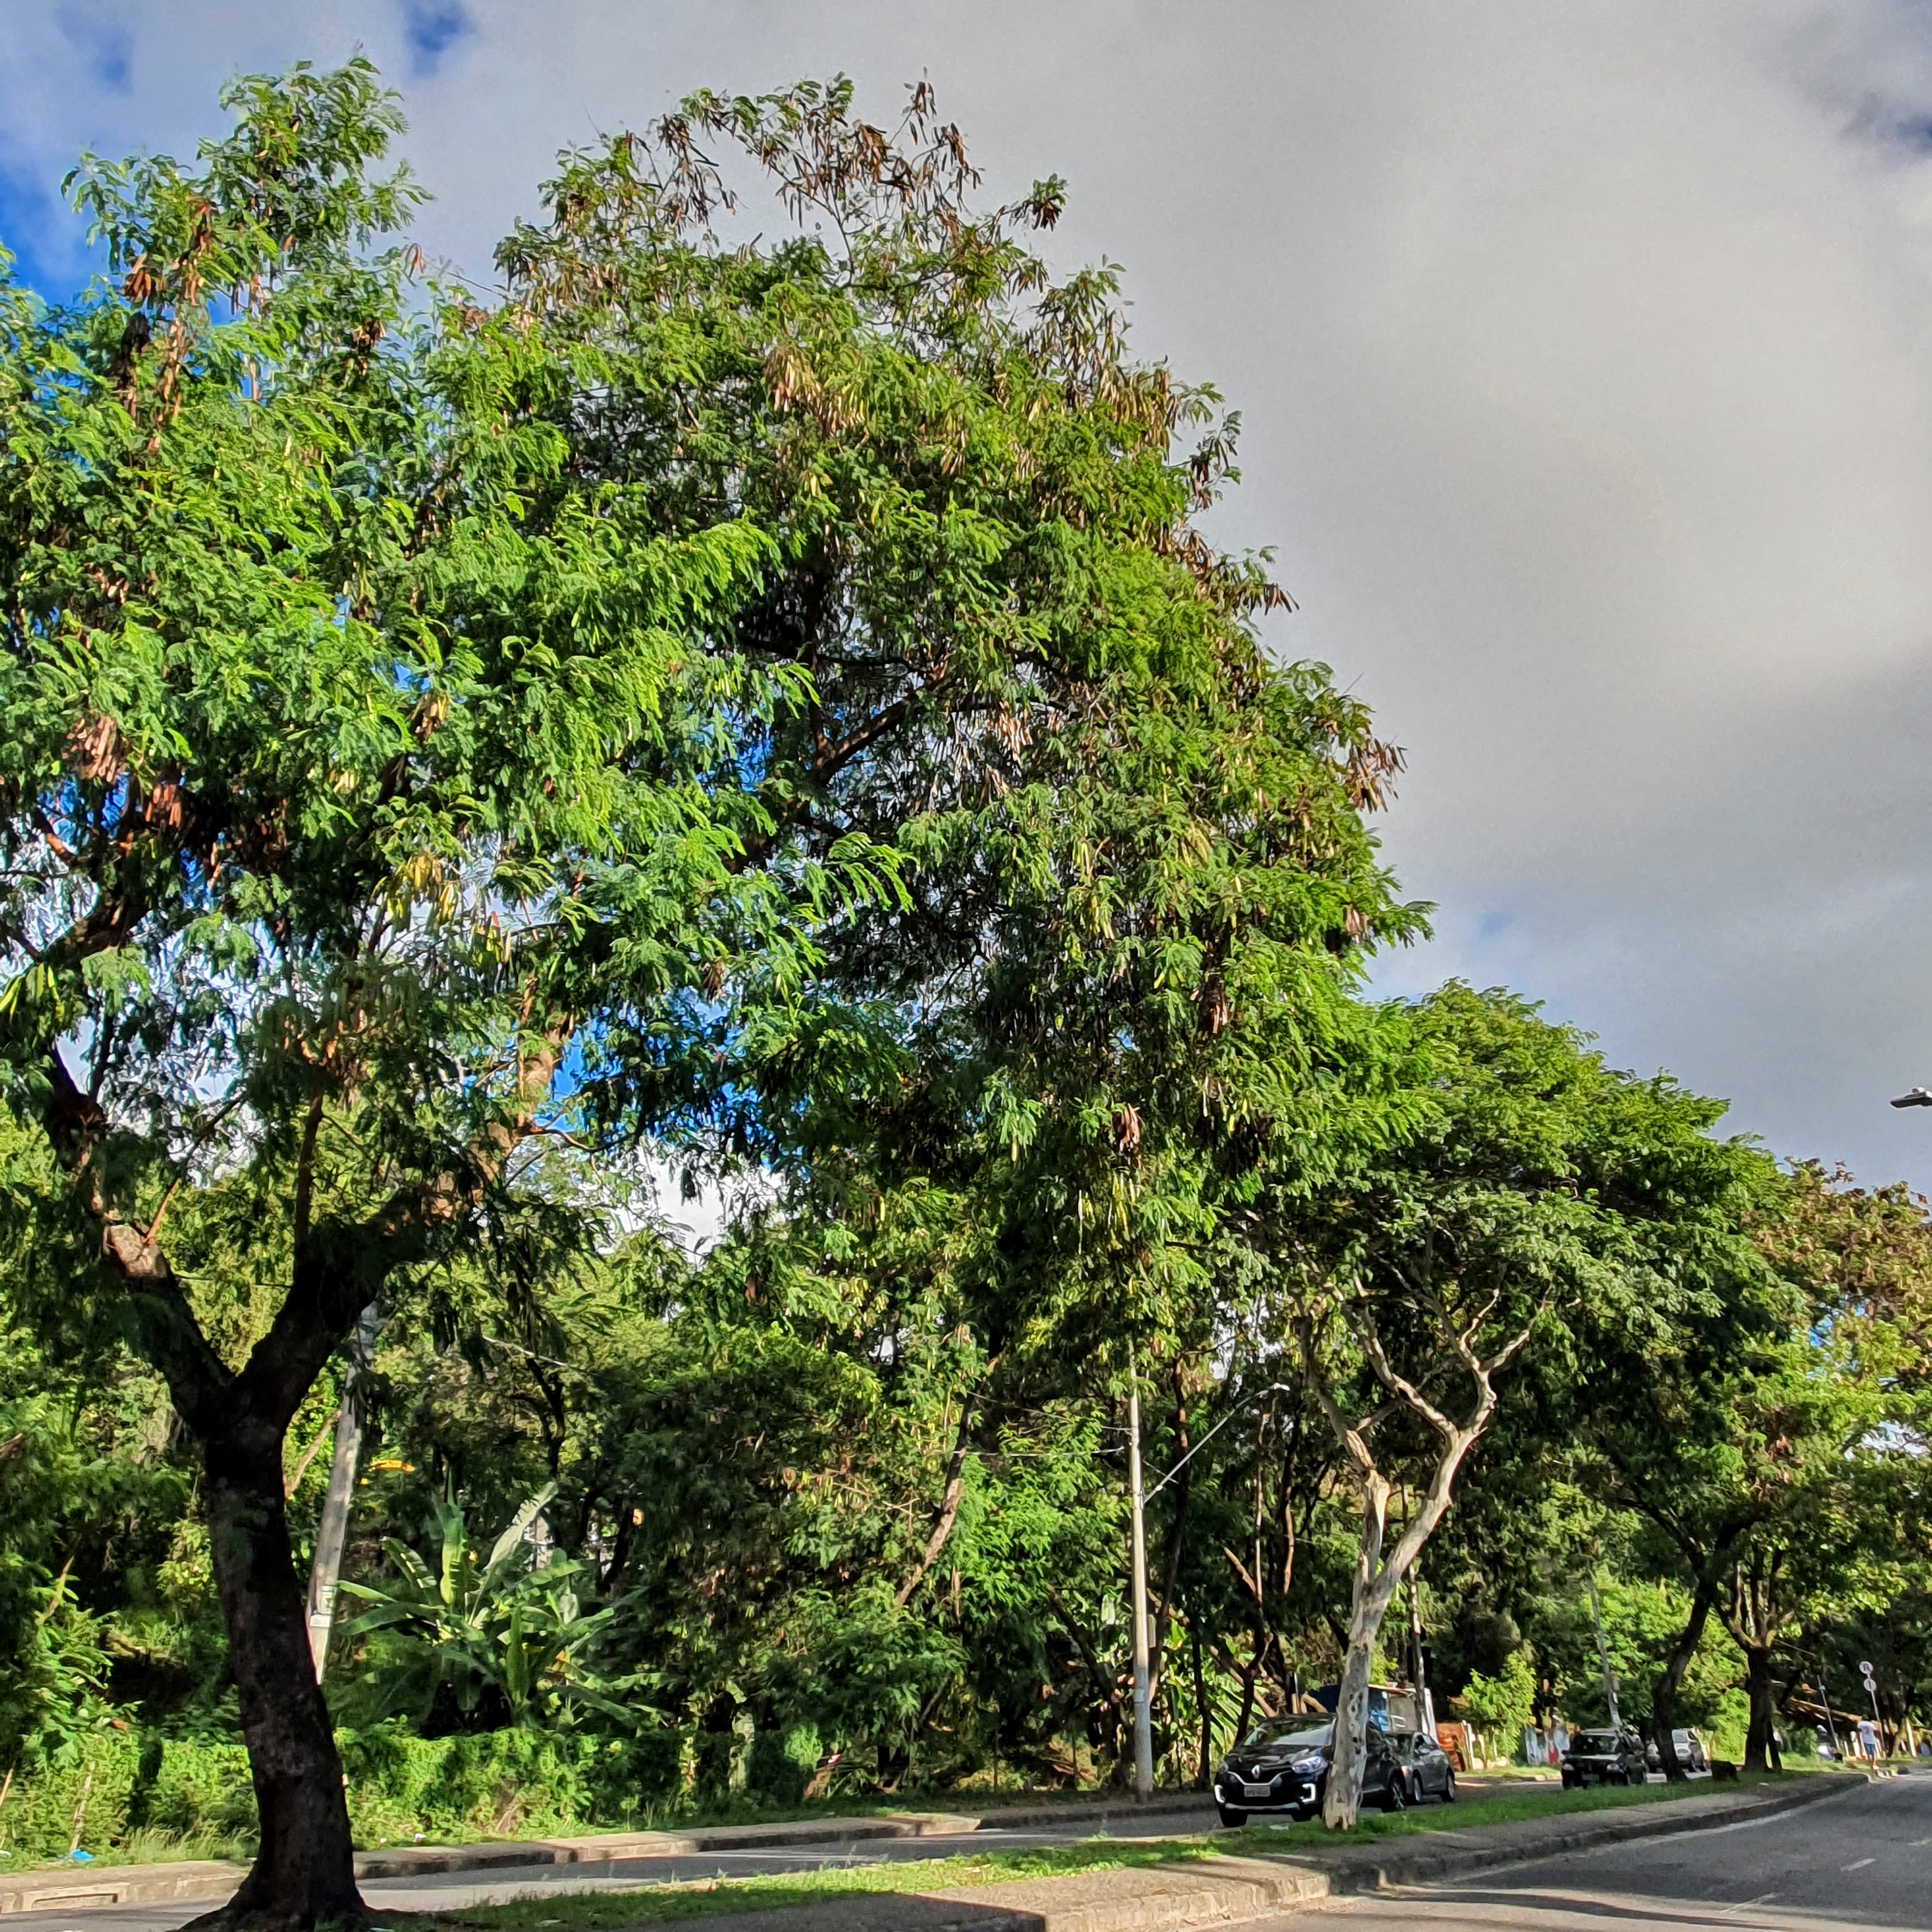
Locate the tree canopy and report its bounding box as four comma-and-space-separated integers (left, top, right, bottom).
1, 58, 1927, 1924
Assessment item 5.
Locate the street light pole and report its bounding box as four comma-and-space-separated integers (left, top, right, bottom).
1127, 1347, 1154, 1800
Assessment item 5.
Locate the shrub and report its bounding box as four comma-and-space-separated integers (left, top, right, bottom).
0, 1725, 683, 1865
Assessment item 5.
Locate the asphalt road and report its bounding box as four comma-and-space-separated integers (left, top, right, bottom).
1299, 1772, 1931, 1932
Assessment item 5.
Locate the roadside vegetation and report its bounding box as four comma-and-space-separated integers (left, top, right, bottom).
0, 55, 1925, 1921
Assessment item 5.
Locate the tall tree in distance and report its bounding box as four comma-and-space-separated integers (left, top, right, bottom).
1256, 987, 1773, 1826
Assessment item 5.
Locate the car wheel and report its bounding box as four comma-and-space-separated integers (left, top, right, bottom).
1217, 1805, 1248, 1828
1442, 1770, 1457, 1804
1382, 1777, 1407, 1812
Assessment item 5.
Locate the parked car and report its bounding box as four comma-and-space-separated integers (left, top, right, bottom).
1213, 1719, 1407, 1826
1669, 1729, 1710, 1775
1560, 1727, 1649, 1787
1386, 1730, 1459, 1805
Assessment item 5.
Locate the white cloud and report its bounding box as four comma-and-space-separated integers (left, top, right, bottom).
8, 1, 1932, 1184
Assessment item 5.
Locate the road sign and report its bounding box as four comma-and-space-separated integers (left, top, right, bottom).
1860, 1660, 1875, 1678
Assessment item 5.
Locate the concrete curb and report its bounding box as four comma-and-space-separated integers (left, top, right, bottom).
0, 1862, 245, 1919
0, 1771, 1859, 1921
0, 1800, 1218, 1915
616, 1771, 1868, 1932
1314, 1767, 1857, 1896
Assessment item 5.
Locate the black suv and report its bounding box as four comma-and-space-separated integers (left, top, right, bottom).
1213, 1719, 1406, 1825
1560, 1728, 1649, 1787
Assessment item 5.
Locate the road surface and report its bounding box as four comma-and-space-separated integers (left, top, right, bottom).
1296, 1772, 1929, 1932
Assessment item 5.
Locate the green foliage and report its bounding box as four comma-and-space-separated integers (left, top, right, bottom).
0, 60, 1927, 1865
0, 1730, 254, 1866
0, 1723, 681, 1864
1454, 1651, 1536, 1738
338, 1489, 636, 1733
0, 1573, 115, 1781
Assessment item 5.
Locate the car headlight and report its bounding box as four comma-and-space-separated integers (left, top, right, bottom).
1291, 1755, 1324, 1774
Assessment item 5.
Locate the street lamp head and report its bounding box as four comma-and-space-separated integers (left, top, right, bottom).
1891, 1088, 1932, 1109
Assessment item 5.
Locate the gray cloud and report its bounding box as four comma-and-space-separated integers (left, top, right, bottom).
7, 0, 1932, 1183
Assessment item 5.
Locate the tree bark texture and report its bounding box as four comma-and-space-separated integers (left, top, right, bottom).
1650, 1583, 1714, 1782
1742, 1643, 1782, 1772
201, 1423, 364, 1929
1324, 1470, 1385, 1829
1721, 1549, 1786, 1774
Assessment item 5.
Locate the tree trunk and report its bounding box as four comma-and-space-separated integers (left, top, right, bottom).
1650, 1584, 1713, 1783
1318, 1425, 1478, 1829
1324, 1474, 1395, 1830
1720, 1549, 1784, 1775
1742, 1644, 1781, 1773
198, 1421, 363, 1930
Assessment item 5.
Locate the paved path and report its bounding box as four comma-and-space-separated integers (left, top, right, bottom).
1, 1808, 1213, 1931
1297, 1772, 1929, 1931
0, 1773, 1569, 1932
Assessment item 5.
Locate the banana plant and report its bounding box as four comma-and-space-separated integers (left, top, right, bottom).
338, 1486, 640, 1729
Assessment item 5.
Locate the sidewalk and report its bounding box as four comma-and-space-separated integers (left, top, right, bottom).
0, 1773, 1864, 1922
0, 1796, 1219, 1915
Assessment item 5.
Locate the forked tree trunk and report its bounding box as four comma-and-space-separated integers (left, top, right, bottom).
1649, 1584, 1713, 1783
1720, 1550, 1786, 1774
1296, 1295, 1525, 1830
199, 1420, 364, 1930
1742, 1644, 1782, 1772
1318, 1420, 1488, 1827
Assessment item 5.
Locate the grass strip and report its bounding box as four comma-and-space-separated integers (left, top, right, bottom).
394, 1774, 1813, 1932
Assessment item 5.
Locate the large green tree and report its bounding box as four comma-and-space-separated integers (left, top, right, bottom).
1, 55, 1436, 1905
496, 75, 1428, 1787
1249, 987, 1773, 1824
0, 63, 810, 1924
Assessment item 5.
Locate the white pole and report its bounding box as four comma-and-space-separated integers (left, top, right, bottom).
1585, 1576, 1621, 1733
1128, 1348, 1154, 1800
306, 1304, 378, 1681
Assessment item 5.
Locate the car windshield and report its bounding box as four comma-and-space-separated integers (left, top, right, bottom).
1573, 1732, 1621, 1751
1240, 1721, 1332, 1751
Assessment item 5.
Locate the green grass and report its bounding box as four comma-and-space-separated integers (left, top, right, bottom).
1222, 1768, 1806, 1848
380, 1839, 1224, 1932
1, 1828, 255, 1873
393, 1770, 1832, 1932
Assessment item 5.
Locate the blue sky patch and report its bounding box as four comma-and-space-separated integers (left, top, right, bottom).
0, 156, 94, 302
401, 1, 472, 76
58, 6, 132, 94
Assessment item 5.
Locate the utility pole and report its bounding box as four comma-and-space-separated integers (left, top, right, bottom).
1797, 1649, 1843, 1761
1585, 1576, 1621, 1732
305, 1304, 378, 1681
1127, 1347, 1154, 1800
1406, 1568, 1427, 1701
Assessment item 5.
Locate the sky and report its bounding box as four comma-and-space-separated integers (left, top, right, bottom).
7, 0, 1932, 1195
